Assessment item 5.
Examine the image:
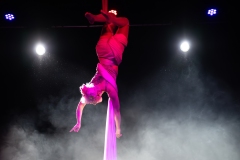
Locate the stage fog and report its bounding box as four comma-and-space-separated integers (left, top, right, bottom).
1, 54, 240, 160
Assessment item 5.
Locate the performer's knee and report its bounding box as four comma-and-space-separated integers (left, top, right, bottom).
125, 18, 129, 25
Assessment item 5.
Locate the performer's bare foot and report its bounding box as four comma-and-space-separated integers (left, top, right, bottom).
85, 12, 95, 24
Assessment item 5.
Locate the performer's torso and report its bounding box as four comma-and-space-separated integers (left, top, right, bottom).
96, 34, 117, 64
96, 33, 128, 66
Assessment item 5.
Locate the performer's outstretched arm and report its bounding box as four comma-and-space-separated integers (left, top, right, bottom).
114, 108, 122, 138
107, 86, 122, 138
70, 101, 86, 132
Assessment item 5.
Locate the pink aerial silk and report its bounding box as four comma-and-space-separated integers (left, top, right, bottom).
98, 63, 117, 160
79, 64, 119, 160
104, 98, 116, 160
96, 33, 128, 160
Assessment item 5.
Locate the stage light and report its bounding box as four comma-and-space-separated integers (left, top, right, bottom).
180, 41, 190, 52
208, 9, 217, 16
5, 14, 15, 20
35, 44, 46, 55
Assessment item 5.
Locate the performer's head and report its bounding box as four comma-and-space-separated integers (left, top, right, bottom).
80, 83, 102, 105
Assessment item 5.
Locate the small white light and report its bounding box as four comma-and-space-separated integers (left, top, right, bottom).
5, 13, 15, 20
208, 9, 217, 16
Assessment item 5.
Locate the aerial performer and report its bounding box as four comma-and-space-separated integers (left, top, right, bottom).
70, 0, 129, 160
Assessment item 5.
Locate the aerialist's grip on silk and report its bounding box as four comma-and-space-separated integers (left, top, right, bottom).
69, 9, 129, 140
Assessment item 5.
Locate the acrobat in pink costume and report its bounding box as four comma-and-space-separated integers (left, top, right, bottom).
70, 9, 129, 160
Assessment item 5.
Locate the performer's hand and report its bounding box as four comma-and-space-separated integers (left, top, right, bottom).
116, 129, 122, 139
70, 123, 81, 132
85, 12, 94, 24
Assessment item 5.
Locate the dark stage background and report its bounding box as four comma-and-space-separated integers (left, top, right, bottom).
0, 0, 239, 160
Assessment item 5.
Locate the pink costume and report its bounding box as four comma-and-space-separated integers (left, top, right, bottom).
80, 32, 127, 160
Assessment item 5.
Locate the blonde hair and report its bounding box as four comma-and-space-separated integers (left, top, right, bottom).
80, 83, 102, 104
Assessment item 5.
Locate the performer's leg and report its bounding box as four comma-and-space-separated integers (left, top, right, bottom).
100, 10, 129, 38
100, 10, 129, 27
85, 13, 114, 37
85, 11, 129, 27
85, 12, 115, 36
85, 11, 129, 38
85, 12, 107, 24
115, 24, 129, 39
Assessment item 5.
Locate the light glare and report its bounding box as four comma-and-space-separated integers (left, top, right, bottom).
180, 41, 190, 52
35, 44, 46, 55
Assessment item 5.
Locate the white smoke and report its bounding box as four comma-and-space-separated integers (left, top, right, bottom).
1, 60, 240, 160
